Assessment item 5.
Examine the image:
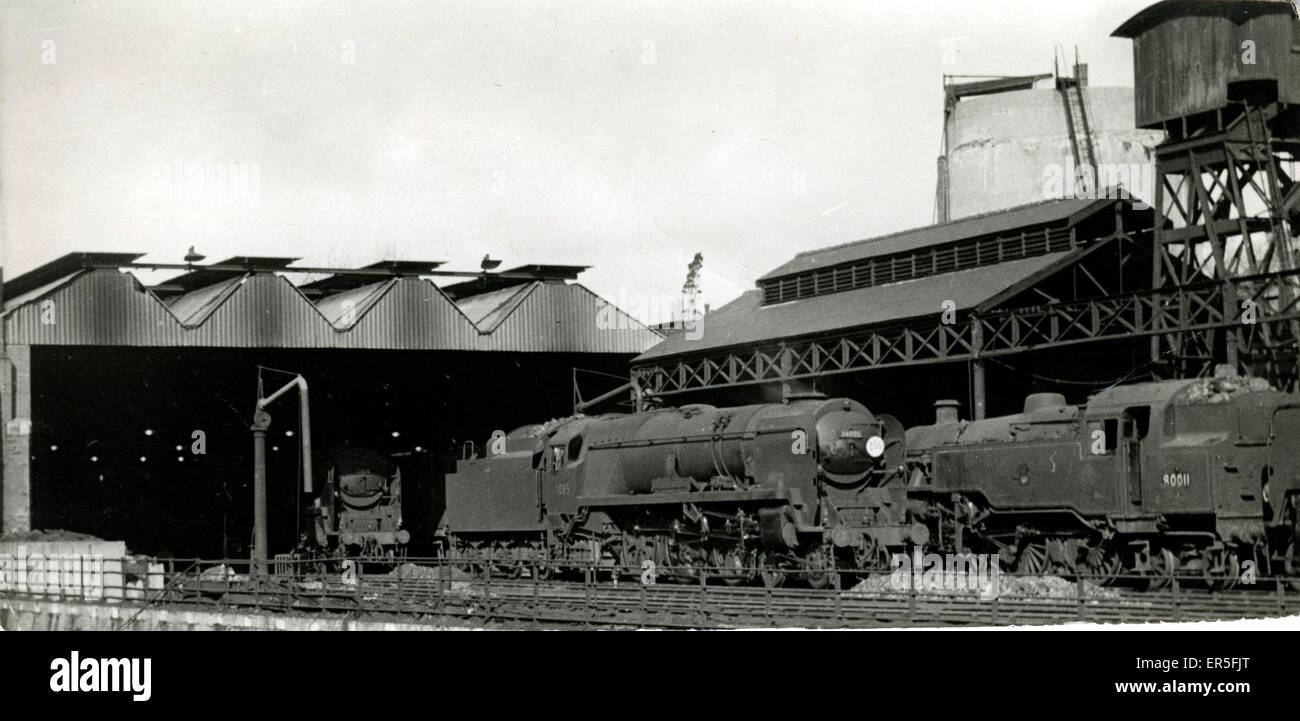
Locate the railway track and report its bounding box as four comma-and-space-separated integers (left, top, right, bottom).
143, 565, 1300, 629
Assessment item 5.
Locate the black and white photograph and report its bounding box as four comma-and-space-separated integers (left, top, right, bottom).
0, 0, 1298, 701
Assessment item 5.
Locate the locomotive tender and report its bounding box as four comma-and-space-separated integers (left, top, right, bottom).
443, 376, 1300, 588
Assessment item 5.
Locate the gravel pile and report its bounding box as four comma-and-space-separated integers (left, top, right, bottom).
198, 564, 246, 583
389, 563, 472, 582
848, 572, 1123, 600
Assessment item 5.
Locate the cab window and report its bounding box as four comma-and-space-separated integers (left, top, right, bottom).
1124, 407, 1150, 439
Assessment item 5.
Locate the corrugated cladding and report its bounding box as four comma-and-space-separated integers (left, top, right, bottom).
454, 283, 536, 331
480, 282, 663, 353
340, 278, 482, 350
3, 269, 659, 353
164, 276, 245, 326
7, 270, 183, 346
311, 280, 394, 328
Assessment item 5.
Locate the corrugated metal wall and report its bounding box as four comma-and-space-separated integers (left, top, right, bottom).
481, 282, 664, 354
3, 270, 661, 353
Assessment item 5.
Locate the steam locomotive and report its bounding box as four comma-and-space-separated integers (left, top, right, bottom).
906, 376, 1300, 589
312, 447, 410, 556
444, 394, 912, 586
440, 375, 1300, 588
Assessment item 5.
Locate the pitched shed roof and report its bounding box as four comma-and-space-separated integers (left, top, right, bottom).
2, 255, 660, 354
758, 198, 1108, 282
637, 251, 1074, 361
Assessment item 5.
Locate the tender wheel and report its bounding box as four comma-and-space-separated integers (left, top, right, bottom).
1201, 549, 1238, 592
1143, 547, 1176, 591
1284, 538, 1300, 592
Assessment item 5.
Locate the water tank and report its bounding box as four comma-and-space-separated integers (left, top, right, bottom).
1113, 1, 1300, 130
946, 86, 1164, 219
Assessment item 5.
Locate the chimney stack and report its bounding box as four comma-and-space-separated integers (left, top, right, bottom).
933, 399, 960, 424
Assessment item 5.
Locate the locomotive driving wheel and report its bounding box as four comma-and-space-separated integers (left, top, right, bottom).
855, 538, 891, 574
1015, 541, 1049, 575
533, 562, 552, 581
802, 547, 836, 590
710, 547, 749, 587
758, 551, 786, 588
503, 557, 525, 580
1079, 543, 1122, 586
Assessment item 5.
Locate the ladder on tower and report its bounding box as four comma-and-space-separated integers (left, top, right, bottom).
1056, 49, 1097, 192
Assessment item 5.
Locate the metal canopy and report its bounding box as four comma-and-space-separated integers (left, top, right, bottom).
299, 260, 447, 295
152, 256, 301, 298
2, 252, 144, 299
441, 264, 589, 300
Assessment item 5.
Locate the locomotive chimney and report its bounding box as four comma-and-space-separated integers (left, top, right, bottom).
933, 399, 960, 424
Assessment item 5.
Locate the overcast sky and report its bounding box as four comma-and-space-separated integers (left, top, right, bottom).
1, 0, 1154, 322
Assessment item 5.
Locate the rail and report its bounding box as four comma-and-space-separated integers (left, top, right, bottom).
3, 556, 1298, 629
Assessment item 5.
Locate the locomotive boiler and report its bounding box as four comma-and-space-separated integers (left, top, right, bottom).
443, 395, 914, 586
906, 375, 1300, 588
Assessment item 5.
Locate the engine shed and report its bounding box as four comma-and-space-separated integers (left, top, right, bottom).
632, 196, 1161, 426
0, 253, 660, 557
